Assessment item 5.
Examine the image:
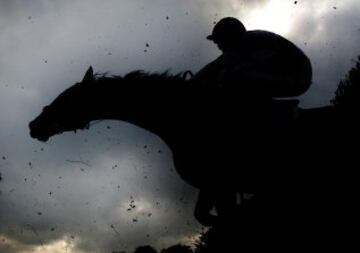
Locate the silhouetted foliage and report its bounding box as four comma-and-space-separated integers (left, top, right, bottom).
134, 245, 157, 253
332, 56, 360, 111
194, 228, 217, 253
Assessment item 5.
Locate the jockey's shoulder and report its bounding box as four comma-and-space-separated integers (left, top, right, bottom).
241, 30, 300, 52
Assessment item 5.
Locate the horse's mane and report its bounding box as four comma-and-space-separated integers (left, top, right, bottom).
93, 70, 188, 88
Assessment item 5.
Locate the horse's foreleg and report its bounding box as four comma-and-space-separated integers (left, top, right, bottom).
194, 189, 218, 227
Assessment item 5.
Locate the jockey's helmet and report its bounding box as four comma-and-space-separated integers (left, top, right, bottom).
207, 17, 246, 43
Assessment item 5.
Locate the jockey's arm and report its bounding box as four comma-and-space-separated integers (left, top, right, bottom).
192, 57, 226, 87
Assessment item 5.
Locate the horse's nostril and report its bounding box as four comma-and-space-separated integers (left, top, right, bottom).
30, 130, 49, 142
29, 128, 38, 138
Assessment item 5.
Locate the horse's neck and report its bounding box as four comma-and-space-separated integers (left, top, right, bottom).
85, 84, 171, 137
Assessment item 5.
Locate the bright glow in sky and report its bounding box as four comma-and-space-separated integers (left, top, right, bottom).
25, 238, 79, 253
240, 0, 295, 36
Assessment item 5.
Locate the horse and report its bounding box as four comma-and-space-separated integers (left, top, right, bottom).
29, 67, 252, 224
28, 66, 345, 229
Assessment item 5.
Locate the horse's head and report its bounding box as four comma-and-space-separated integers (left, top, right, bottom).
29, 67, 96, 141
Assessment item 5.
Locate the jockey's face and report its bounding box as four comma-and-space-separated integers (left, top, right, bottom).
212, 33, 243, 53
214, 41, 223, 51
214, 39, 235, 53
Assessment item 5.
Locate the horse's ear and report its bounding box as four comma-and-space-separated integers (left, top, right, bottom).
82, 66, 94, 83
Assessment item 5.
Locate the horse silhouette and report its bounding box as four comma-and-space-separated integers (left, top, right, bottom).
28, 66, 344, 229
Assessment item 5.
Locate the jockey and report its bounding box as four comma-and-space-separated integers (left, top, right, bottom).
191, 17, 312, 227
193, 17, 312, 98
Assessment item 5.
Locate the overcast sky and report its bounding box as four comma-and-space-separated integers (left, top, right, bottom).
1, 1, 360, 252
